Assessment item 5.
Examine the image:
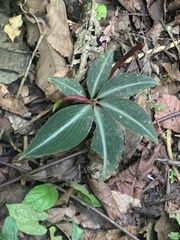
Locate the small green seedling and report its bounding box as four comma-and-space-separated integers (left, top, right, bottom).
71, 184, 101, 207
19, 48, 158, 178
151, 103, 165, 111
86, 3, 107, 20
5, 184, 58, 236
169, 168, 176, 184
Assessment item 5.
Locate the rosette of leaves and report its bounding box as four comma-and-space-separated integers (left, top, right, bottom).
20, 48, 158, 178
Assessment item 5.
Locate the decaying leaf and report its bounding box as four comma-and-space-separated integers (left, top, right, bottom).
0, 84, 27, 116
47, 201, 107, 229
36, 38, 68, 101
117, 0, 141, 12
4, 15, 23, 42
0, 13, 31, 84
88, 178, 123, 220
44, 0, 73, 59
108, 143, 162, 200
154, 94, 180, 132
155, 212, 180, 240
24, 0, 72, 100
162, 62, 180, 82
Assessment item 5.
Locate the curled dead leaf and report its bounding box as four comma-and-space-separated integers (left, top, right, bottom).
0, 84, 27, 116
88, 178, 123, 220
154, 94, 180, 132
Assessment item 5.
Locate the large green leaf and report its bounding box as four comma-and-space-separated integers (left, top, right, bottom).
7, 203, 48, 235
87, 48, 114, 98
92, 107, 124, 178
19, 104, 93, 159
48, 77, 86, 96
97, 73, 157, 99
23, 184, 58, 211
99, 98, 158, 144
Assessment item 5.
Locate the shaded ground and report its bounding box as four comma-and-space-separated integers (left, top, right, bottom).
0, 0, 180, 239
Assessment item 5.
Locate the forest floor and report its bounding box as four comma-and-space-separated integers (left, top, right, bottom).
0, 0, 180, 240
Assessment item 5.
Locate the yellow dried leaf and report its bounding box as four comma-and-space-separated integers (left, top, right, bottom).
4, 15, 23, 42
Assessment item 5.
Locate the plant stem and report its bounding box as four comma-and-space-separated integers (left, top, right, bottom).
63, 95, 94, 105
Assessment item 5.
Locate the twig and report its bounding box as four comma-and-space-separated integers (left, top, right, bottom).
15, 108, 51, 134
160, 20, 180, 57
16, 34, 44, 98
156, 158, 180, 167
124, 40, 180, 63
153, 111, 180, 124
0, 150, 87, 189
53, 184, 140, 240
16, 1, 45, 98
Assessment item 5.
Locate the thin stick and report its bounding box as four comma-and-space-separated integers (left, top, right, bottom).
0, 150, 87, 189
16, 34, 44, 98
54, 184, 140, 240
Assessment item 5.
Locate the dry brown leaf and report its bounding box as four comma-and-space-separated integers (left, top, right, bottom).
139, 222, 155, 240
111, 191, 141, 214
82, 229, 123, 240
56, 223, 72, 240
0, 84, 27, 116
162, 62, 180, 82
148, 0, 165, 23
88, 178, 123, 220
44, 0, 73, 58
154, 94, 180, 132
147, 23, 163, 45
108, 143, 162, 200
25, 0, 43, 14
48, 202, 106, 229
117, 0, 141, 12
36, 37, 68, 101
155, 212, 180, 240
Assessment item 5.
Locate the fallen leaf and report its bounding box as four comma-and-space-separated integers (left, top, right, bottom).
154, 94, 180, 132
111, 191, 141, 214
155, 212, 180, 240
162, 62, 180, 82
108, 143, 162, 200
47, 201, 107, 229
44, 0, 73, 58
36, 37, 68, 101
117, 0, 141, 12
147, 0, 165, 23
88, 178, 123, 220
0, 84, 28, 116
4, 15, 23, 42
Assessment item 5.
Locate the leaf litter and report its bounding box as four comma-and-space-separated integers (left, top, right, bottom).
0, 0, 180, 239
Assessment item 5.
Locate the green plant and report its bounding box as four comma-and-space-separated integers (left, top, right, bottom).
19, 48, 158, 178
86, 3, 107, 20
168, 232, 180, 240
4, 184, 58, 236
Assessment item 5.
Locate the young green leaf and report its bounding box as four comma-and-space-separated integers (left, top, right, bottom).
72, 222, 84, 240
97, 73, 157, 99
49, 77, 86, 97
92, 107, 124, 178
87, 48, 114, 98
19, 104, 93, 159
23, 184, 58, 211
71, 184, 101, 207
1, 216, 18, 240
7, 203, 48, 235
49, 226, 62, 240
99, 98, 158, 144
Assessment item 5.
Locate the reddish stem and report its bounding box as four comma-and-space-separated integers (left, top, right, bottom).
109, 42, 143, 78
63, 95, 93, 105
